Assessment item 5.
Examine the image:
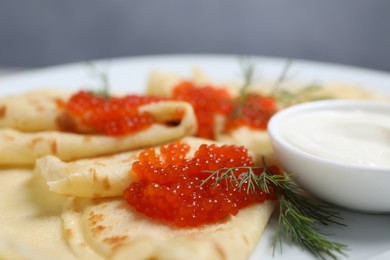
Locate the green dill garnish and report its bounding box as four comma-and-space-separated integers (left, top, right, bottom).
85, 60, 111, 99
232, 56, 256, 117
274, 82, 331, 107
271, 58, 293, 95
201, 159, 348, 259
234, 57, 332, 107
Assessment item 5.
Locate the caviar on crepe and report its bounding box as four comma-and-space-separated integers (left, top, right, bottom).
123, 142, 278, 227
57, 91, 164, 135
172, 81, 278, 139
225, 95, 278, 131
172, 81, 234, 139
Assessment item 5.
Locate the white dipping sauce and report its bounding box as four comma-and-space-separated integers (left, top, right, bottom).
280, 109, 390, 167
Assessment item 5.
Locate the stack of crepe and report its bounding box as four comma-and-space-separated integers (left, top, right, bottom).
0, 85, 276, 260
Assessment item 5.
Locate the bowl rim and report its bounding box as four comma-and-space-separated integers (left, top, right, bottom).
268, 99, 390, 173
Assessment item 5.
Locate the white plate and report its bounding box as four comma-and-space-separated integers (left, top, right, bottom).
1, 54, 389, 259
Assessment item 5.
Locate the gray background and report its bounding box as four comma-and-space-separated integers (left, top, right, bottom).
1, 0, 390, 71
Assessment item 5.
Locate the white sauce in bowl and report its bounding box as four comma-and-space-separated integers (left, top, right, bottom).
280, 110, 390, 167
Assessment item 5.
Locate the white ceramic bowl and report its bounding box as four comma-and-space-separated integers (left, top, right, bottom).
268, 100, 390, 213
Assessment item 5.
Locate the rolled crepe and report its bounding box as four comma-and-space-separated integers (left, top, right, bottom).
29, 137, 278, 259
147, 68, 238, 98
0, 168, 76, 260
48, 137, 276, 260
0, 89, 71, 132
0, 100, 197, 166
35, 137, 213, 198
146, 70, 274, 155
62, 197, 275, 260
216, 126, 273, 156
35, 136, 279, 199
35, 151, 139, 198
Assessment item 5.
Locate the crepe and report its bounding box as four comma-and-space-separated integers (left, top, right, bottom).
147, 67, 238, 98
2, 136, 277, 260
35, 135, 278, 198
35, 149, 140, 198
34, 137, 275, 260
146, 70, 275, 156
0, 89, 71, 132
63, 197, 275, 260
0, 89, 197, 166
0, 168, 76, 260
216, 127, 273, 156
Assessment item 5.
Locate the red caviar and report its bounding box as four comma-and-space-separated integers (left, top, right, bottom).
172, 81, 278, 139
123, 142, 278, 227
225, 95, 278, 131
172, 81, 234, 139
63, 91, 163, 135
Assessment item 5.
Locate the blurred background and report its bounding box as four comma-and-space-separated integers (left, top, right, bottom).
1, 0, 390, 72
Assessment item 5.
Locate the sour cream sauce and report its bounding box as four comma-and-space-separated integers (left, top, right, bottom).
281, 109, 390, 167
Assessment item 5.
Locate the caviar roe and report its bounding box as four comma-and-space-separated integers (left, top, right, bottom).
63, 91, 164, 135
172, 81, 234, 139
123, 142, 279, 227
225, 95, 278, 131
172, 81, 278, 139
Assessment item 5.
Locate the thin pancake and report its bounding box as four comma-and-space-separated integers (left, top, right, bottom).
35, 151, 139, 199
49, 137, 277, 259
0, 89, 71, 132
62, 194, 275, 260
34, 137, 214, 198
147, 68, 238, 98
0, 168, 76, 260
0, 101, 197, 166
216, 126, 273, 156
146, 70, 274, 156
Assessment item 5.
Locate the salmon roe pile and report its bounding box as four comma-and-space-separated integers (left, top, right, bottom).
63, 91, 163, 135
172, 81, 234, 139
172, 82, 278, 139
225, 95, 278, 131
123, 142, 279, 227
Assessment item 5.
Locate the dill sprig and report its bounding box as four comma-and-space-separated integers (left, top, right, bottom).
269, 59, 333, 107
201, 160, 348, 259
85, 60, 111, 99
233, 56, 256, 117
275, 83, 332, 107
234, 57, 334, 109
271, 58, 293, 95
